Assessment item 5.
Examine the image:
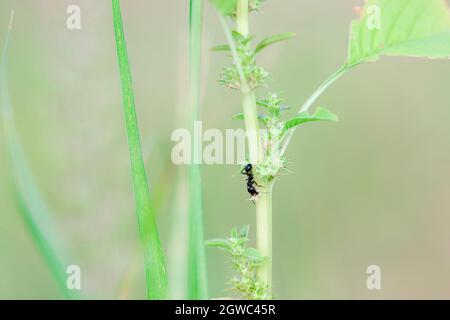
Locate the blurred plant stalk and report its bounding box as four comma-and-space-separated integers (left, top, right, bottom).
187, 0, 209, 300
1, 10, 77, 299
235, 0, 273, 289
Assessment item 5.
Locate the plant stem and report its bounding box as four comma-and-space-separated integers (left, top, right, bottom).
255, 181, 273, 287
299, 64, 349, 114
235, 0, 272, 290
242, 90, 261, 163
221, 0, 273, 293
187, 0, 209, 300
281, 64, 350, 155
236, 0, 249, 37
236, 0, 261, 163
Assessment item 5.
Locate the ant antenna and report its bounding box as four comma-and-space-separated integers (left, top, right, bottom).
232, 166, 243, 178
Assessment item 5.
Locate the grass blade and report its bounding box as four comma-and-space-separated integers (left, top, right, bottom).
187, 0, 209, 300
111, 0, 168, 299
1, 11, 75, 299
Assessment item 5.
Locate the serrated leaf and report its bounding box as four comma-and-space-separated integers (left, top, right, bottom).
348, 0, 450, 66
284, 107, 338, 132
255, 32, 296, 53
209, 0, 238, 15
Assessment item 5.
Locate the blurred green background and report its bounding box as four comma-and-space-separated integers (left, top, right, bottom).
1, 0, 450, 299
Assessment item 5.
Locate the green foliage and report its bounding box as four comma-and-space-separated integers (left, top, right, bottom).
206, 226, 272, 300
214, 31, 295, 54
216, 31, 296, 90
211, 0, 450, 301
232, 93, 337, 181
211, 44, 231, 52
255, 94, 289, 181
283, 107, 338, 133
255, 32, 296, 54
188, 0, 209, 300
112, 0, 168, 300
213, 3, 335, 184
257, 93, 290, 119
348, 0, 450, 66
219, 31, 268, 90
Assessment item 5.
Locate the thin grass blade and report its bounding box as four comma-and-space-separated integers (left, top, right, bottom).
0, 11, 75, 299
111, 0, 168, 299
187, 0, 209, 300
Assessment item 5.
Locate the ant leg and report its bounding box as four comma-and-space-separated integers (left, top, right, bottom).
250, 193, 260, 204
254, 180, 263, 187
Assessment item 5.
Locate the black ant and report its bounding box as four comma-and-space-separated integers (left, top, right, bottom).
241, 163, 260, 202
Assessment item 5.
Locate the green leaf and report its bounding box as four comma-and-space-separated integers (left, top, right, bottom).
211, 44, 231, 52
245, 247, 263, 260
232, 112, 267, 123
284, 107, 338, 132
255, 32, 296, 53
205, 239, 232, 253
348, 0, 450, 66
210, 0, 238, 15
252, 256, 271, 267
239, 225, 250, 238
245, 248, 271, 266
231, 31, 253, 46
188, 0, 209, 300
230, 227, 238, 239
256, 95, 289, 118
112, 0, 168, 300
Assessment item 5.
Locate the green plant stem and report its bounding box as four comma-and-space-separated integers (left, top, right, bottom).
187, 0, 209, 300
255, 182, 273, 287
235, 0, 261, 163
219, 0, 273, 295
235, 0, 271, 290
242, 90, 262, 162
281, 64, 350, 155
112, 0, 167, 299
236, 0, 249, 38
